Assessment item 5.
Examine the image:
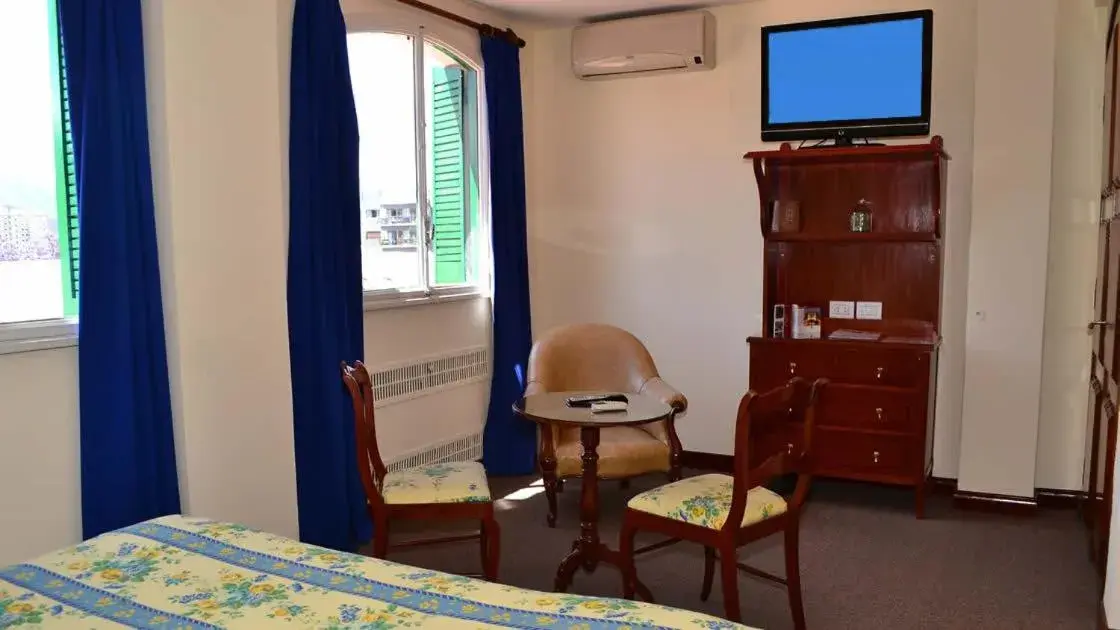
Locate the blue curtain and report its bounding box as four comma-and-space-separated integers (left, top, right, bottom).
288, 0, 370, 551
59, 0, 180, 538
481, 35, 537, 476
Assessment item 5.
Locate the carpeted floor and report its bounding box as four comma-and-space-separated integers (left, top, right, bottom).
386, 471, 1100, 629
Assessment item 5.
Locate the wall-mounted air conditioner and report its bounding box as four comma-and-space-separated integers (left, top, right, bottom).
571, 10, 717, 81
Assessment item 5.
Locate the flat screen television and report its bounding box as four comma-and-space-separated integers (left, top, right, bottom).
761, 10, 933, 144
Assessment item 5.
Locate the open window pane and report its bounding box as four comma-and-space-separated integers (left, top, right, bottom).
424, 41, 479, 288
0, 0, 64, 324
50, 0, 78, 319
349, 32, 424, 292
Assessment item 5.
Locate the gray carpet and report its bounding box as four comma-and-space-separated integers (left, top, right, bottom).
385, 472, 1099, 629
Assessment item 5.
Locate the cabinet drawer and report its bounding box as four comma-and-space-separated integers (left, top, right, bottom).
751, 422, 804, 466
815, 430, 922, 481
749, 341, 930, 391
831, 347, 925, 387
750, 344, 834, 389
819, 386, 919, 433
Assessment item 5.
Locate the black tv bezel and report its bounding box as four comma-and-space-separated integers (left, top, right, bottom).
760, 9, 934, 143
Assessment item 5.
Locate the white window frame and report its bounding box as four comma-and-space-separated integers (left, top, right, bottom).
346, 6, 492, 312
0, 0, 78, 356
0, 318, 77, 355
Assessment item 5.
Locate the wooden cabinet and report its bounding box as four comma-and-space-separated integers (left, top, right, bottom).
1086, 19, 1120, 583
745, 138, 947, 519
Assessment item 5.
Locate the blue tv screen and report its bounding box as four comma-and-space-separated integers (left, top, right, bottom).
761, 10, 932, 142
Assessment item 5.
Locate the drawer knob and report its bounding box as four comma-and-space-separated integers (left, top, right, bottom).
786, 443, 793, 455
789, 362, 797, 375
876, 366, 884, 380
873, 450, 880, 464
875, 407, 883, 422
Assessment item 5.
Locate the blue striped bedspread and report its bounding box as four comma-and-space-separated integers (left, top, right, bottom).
0, 515, 752, 629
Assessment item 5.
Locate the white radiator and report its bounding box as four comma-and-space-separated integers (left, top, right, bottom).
370, 346, 489, 472
385, 432, 484, 473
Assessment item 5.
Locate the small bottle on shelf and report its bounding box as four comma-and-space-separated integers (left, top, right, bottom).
849, 199, 873, 233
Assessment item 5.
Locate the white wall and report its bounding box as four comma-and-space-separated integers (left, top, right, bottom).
524, 0, 1102, 494
0, 0, 515, 566
955, 0, 1059, 497
146, 0, 300, 539
1036, 1, 1106, 492
0, 348, 79, 566
524, 0, 979, 466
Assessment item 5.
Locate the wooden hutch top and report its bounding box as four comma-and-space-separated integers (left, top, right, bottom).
744, 136, 949, 347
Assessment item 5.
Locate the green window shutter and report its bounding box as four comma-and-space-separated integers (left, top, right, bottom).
429, 65, 466, 286
48, 0, 78, 317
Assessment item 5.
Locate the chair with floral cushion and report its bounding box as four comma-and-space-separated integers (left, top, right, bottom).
341, 361, 500, 581
619, 376, 826, 628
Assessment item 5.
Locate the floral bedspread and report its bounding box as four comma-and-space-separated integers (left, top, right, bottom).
0, 515, 751, 629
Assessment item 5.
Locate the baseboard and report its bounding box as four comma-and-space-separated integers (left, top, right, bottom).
933, 475, 1085, 512
1036, 488, 1086, 510
952, 490, 1038, 516
930, 476, 957, 495
687, 452, 1084, 515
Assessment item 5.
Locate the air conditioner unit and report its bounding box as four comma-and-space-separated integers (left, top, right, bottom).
572, 10, 716, 80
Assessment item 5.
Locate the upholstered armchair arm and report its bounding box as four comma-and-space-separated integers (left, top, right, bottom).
638, 376, 687, 413
523, 380, 548, 397
636, 376, 686, 447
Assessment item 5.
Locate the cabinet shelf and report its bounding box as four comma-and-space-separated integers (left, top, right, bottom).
766, 232, 938, 243
747, 336, 939, 351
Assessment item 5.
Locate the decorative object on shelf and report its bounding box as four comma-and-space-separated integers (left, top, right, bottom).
790, 304, 802, 338
800, 307, 822, 339
771, 199, 801, 233
849, 198, 873, 232
772, 303, 787, 338
789, 304, 822, 340
743, 137, 949, 520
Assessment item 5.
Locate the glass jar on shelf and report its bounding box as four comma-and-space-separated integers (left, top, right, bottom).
849, 199, 873, 233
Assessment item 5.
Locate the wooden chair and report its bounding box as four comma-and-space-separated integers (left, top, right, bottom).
619, 377, 826, 628
341, 360, 500, 581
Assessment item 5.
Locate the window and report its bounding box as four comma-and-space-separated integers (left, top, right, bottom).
0, 0, 78, 338
347, 30, 486, 301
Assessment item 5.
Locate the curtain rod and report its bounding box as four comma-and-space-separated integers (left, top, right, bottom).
393, 0, 526, 48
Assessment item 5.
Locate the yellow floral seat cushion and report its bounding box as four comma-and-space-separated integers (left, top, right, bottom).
381, 461, 491, 505
627, 473, 787, 529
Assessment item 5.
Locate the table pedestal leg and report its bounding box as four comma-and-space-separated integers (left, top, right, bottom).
553, 426, 653, 600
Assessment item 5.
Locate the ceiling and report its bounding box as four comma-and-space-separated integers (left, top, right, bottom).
471, 0, 747, 23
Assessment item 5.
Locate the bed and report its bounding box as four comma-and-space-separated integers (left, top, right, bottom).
0, 515, 752, 629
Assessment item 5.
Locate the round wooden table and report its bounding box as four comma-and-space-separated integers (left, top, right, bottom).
513, 391, 673, 595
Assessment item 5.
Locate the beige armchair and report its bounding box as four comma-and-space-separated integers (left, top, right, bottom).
525, 323, 688, 527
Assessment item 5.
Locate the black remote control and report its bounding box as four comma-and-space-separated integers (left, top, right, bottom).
565, 393, 628, 407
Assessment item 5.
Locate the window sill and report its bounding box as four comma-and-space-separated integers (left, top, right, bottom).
363, 288, 487, 312
0, 319, 78, 356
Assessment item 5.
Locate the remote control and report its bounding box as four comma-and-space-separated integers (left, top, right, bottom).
566, 393, 628, 407
590, 400, 628, 413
